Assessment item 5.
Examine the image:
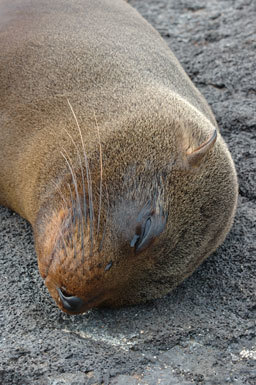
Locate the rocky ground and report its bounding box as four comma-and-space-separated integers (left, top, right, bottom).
0, 0, 255, 384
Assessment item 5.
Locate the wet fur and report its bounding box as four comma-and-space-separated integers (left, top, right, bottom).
0, 0, 238, 313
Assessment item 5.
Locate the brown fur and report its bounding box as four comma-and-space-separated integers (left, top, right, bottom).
0, 0, 238, 314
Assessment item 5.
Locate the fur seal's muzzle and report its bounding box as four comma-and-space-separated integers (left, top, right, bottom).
56, 286, 106, 314
57, 288, 84, 313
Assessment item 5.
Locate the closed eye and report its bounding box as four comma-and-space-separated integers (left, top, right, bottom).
130, 204, 167, 254
130, 216, 152, 253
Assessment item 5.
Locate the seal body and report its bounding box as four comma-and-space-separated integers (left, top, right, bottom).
0, 0, 238, 314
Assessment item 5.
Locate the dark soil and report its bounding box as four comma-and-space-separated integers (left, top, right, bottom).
0, 0, 255, 384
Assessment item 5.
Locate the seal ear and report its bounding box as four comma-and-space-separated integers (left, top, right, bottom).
186, 130, 217, 167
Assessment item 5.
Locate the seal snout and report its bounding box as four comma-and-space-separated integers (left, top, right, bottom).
130, 203, 167, 253
57, 287, 107, 314
57, 287, 84, 313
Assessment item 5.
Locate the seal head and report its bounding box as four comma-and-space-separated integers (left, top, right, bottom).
34, 120, 235, 315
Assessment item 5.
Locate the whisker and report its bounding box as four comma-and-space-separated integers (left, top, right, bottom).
58, 226, 69, 259
61, 149, 81, 218
94, 110, 103, 239
99, 182, 110, 252
62, 127, 86, 260
51, 180, 68, 207
51, 170, 82, 260
66, 181, 77, 259
67, 99, 94, 256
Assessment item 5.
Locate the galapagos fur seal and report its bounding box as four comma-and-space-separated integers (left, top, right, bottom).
0, 0, 238, 314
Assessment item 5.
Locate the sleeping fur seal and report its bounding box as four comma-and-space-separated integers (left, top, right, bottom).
0, 0, 238, 314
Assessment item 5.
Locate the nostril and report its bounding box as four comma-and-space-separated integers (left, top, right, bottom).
59, 287, 72, 297
57, 287, 84, 312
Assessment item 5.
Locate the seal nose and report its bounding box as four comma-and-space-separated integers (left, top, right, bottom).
57, 288, 84, 313
130, 204, 167, 253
